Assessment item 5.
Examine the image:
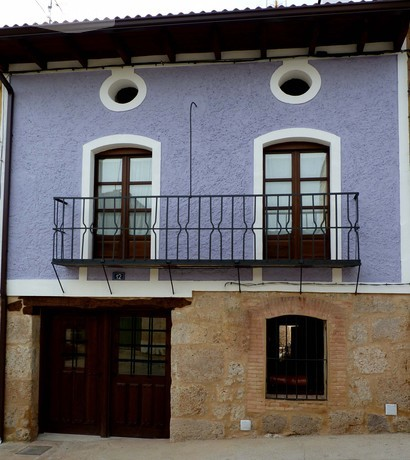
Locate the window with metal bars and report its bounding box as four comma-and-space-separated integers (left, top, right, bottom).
266, 315, 326, 400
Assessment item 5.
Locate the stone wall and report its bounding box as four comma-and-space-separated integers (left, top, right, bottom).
171, 293, 249, 440
3, 292, 409, 441
170, 292, 410, 441
4, 298, 40, 441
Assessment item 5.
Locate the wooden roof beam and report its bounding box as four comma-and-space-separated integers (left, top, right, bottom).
161, 29, 176, 63
17, 39, 47, 69
109, 33, 132, 65
356, 19, 368, 54
212, 27, 221, 61
259, 23, 268, 59
393, 16, 410, 52
62, 36, 88, 68
309, 24, 320, 56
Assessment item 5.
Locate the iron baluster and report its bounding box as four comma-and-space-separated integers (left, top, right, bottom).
51, 193, 360, 271
209, 196, 216, 260
217, 197, 223, 261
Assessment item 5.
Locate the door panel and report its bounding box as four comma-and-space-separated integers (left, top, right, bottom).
110, 315, 170, 438
42, 314, 101, 435
41, 310, 170, 438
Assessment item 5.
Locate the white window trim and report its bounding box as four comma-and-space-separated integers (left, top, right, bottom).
398, 52, 410, 283
82, 134, 161, 260
254, 128, 341, 261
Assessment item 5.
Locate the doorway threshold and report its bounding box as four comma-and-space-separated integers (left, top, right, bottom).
37, 433, 104, 442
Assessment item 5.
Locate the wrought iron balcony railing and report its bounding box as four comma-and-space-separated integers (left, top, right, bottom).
52, 193, 360, 268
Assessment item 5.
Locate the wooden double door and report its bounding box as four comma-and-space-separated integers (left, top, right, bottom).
40, 310, 171, 438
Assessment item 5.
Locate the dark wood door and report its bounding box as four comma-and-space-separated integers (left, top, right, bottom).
41, 311, 171, 438
110, 315, 171, 438
42, 313, 101, 435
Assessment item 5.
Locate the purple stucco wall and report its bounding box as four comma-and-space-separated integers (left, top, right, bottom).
8, 55, 400, 282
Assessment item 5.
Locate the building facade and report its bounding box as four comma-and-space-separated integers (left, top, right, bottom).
0, 0, 409, 442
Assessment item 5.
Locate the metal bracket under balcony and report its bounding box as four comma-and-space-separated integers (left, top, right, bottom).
52, 193, 360, 271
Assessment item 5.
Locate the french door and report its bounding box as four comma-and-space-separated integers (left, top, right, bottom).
94, 148, 152, 260
40, 310, 171, 438
264, 142, 330, 260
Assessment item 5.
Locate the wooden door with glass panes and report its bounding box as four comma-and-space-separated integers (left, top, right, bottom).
42, 313, 101, 435
264, 142, 330, 260
41, 311, 171, 438
110, 315, 171, 438
94, 149, 152, 260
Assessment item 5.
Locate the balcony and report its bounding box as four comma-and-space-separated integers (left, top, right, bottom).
52, 193, 360, 269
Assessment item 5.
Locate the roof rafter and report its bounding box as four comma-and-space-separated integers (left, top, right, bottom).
161, 29, 175, 63
108, 33, 132, 65
309, 24, 320, 56
259, 23, 268, 59
356, 18, 368, 54
212, 26, 221, 61
61, 35, 88, 68
17, 39, 47, 69
393, 16, 410, 52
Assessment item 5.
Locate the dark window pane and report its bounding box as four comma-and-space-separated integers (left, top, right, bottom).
117, 316, 167, 376
63, 328, 86, 369
266, 315, 326, 400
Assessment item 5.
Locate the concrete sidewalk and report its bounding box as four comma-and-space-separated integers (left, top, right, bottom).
0, 433, 408, 460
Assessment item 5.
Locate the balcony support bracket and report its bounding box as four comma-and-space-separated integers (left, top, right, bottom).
355, 265, 361, 295
102, 264, 112, 295
167, 264, 175, 295
51, 263, 65, 294
236, 263, 242, 293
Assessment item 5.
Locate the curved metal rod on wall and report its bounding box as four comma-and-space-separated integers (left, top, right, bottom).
189, 101, 197, 197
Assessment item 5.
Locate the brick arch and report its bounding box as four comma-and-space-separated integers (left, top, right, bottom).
246, 294, 349, 413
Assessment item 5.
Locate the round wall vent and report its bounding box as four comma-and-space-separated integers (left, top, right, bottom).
100, 69, 147, 112
270, 61, 321, 104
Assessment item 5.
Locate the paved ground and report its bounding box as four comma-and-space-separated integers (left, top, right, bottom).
0, 433, 408, 460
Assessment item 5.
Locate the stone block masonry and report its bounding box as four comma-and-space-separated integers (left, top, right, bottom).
170, 292, 409, 440
4, 298, 40, 441
3, 292, 409, 441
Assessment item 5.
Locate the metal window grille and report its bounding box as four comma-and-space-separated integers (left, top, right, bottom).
266, 315, 326, 400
